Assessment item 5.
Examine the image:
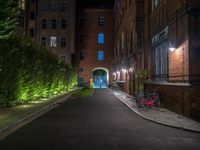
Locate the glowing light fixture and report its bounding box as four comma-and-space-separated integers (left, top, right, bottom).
169, 47, 176, 52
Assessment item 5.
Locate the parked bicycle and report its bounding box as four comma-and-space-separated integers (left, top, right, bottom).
135, 90, 160, 109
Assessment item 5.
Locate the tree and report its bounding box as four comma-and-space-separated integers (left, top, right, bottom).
0, 0, 18, 40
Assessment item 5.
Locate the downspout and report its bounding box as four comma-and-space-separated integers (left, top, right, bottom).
141, 0, 145, 69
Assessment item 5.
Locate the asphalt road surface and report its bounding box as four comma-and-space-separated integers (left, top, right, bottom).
0, 89, 200, 150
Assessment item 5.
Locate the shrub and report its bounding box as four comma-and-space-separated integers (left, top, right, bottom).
0, 35, 77, 107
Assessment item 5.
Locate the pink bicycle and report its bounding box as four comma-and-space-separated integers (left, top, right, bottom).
135, 91, 160, 108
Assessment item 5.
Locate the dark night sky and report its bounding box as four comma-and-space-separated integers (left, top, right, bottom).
77, 0, 115, 8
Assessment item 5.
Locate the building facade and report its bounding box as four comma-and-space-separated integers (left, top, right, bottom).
113, 0, 200, 119
76, 7, 113, 87
113, 0, 143, 95
20, 0, 76, 64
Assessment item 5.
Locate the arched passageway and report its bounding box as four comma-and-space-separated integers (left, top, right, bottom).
92, 67, 109, 88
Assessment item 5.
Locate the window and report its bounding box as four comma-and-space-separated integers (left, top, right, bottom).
61, 0, 68, 12
79, 34, 84, 43
29, 28, 34, 38
41, 37, 46, 47
152, 0, 160, 11
61, 37, 66, 47
18, 0, 25, 10
30, 11, 35, 20
80, 16, 85, 26
79, 68, 84, 72
41, 19, 47, 29
98, 16, 104, 27
98, 51, 104, 61
98, 33, 104, 44
52, 19, 56, 29
61, 19, 67, 29
152, 27, 168, 81
50, 36, 57, 47
18, 16, 24, 28
60, 56, 65, 61
79, 51, 84, 60
51, 0, 58, 12
40, 0, 48, 11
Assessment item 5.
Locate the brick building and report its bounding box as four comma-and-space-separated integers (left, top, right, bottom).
76, 5, 113, 87
113, 0, 143, 95
19, 0, 76, 64
113, 0, 200, 119
17, 0, 27, 33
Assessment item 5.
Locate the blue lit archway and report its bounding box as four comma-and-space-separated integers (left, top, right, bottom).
92, 67, 109, 88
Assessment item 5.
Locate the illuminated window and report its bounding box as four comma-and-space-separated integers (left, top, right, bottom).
18, 0, 25, 10
98, 51, 104, 61
98, 16, 104, 27
98, 33, 104, 44
50, 36, 57, 47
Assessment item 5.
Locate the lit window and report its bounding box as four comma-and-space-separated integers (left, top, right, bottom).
98, 16, 104, 27
98, 33, 104, 44
18, 0, 25, 10
50, 36, 57, 47
98, 51, 104, 61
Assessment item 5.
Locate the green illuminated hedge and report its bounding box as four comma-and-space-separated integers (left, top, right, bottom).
0, 35, 77, 107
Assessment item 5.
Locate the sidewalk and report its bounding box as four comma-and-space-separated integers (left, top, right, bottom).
110, 89, 200, 133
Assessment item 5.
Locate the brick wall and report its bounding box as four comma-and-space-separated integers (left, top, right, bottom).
76, 8, 113, 85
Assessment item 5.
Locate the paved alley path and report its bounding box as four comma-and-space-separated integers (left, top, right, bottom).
0, 89, 200, 150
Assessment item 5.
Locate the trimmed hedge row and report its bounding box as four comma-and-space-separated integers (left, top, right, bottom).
0, 35, 77, 107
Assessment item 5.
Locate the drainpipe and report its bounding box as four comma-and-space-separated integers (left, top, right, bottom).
141, 0, 145, 69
